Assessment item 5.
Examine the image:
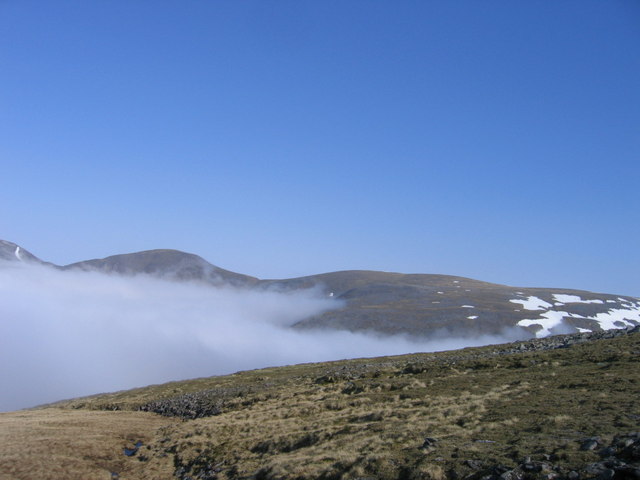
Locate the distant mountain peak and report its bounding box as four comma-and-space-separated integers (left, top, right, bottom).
0, 240, 43, 264
63, 248, 259, 287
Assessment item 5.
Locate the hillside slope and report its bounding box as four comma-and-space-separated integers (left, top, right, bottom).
2, 327, 639, 480
0, 239, 47, 265
262, 271, 640, 338
64, 249, 258, 287
2, 239, 639, 338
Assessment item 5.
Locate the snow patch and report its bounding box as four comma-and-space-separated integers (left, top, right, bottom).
590, 307, 640, 330
518, 303, 640, 338
518, 310, 568, 337
14, 247, 22, 261
467, 315, 478, 320
510, 296, 553, 311
552, 294, 604, 304
576, 328, 592, 333
461, 305, 475, 308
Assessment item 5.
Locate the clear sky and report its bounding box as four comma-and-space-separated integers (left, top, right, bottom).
1, 1, 639, 296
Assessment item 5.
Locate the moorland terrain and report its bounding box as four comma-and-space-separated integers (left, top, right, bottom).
1, 327, 639, 480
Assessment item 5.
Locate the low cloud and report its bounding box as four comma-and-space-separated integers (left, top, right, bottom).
1, 262, 523, 411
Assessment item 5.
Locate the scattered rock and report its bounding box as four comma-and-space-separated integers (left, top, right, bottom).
499, 469, 523, 480
403, 363, 427, 374
599, 447, 617, 458
597, 468, 615, 480
139, 386, 252, 419
456, 432, 640, 480
341, 381, 364, 395
466, 459, 483, 470
581, 438, 601, 451
422, 437, 438, 449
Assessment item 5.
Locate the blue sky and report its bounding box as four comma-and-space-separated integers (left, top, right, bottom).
1, 1, 639, 296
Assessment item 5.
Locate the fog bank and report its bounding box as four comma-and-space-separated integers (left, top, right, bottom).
0, 263, 522, 411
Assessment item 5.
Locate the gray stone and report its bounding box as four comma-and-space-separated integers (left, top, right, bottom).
618, 438, 635, 448
597, 468, 615, 480
422, 437, 438, 449
466, 460, 483, 470
540, 474, 558, 480
600, 447, 617, 458
581, 439, 601, 451
499, 469, 523, 480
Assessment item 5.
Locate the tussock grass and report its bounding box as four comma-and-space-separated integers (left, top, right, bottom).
0, 409, 173, 479
2, 332, 639, 479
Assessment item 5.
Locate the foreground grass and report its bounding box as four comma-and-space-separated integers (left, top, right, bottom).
1, 331, 639, 480
0, 410, 173, 479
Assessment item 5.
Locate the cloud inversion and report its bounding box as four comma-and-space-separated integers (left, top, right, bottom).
0, 262, 524, 411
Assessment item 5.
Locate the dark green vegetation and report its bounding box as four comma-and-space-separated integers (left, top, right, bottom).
45, 328, 640, 480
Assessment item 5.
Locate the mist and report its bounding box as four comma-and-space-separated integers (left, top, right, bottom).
0, 262, 523, 412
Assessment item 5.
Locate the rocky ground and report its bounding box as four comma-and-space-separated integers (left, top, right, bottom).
137, 326, 640, 421
457, 432, 640, 480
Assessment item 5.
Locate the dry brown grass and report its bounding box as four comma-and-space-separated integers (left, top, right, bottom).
0, 409, 174, 480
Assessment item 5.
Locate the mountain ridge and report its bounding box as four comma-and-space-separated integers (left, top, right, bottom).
2, 239, 638, 339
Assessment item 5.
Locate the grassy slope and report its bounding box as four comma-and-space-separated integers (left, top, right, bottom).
1, 332, 639, 480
